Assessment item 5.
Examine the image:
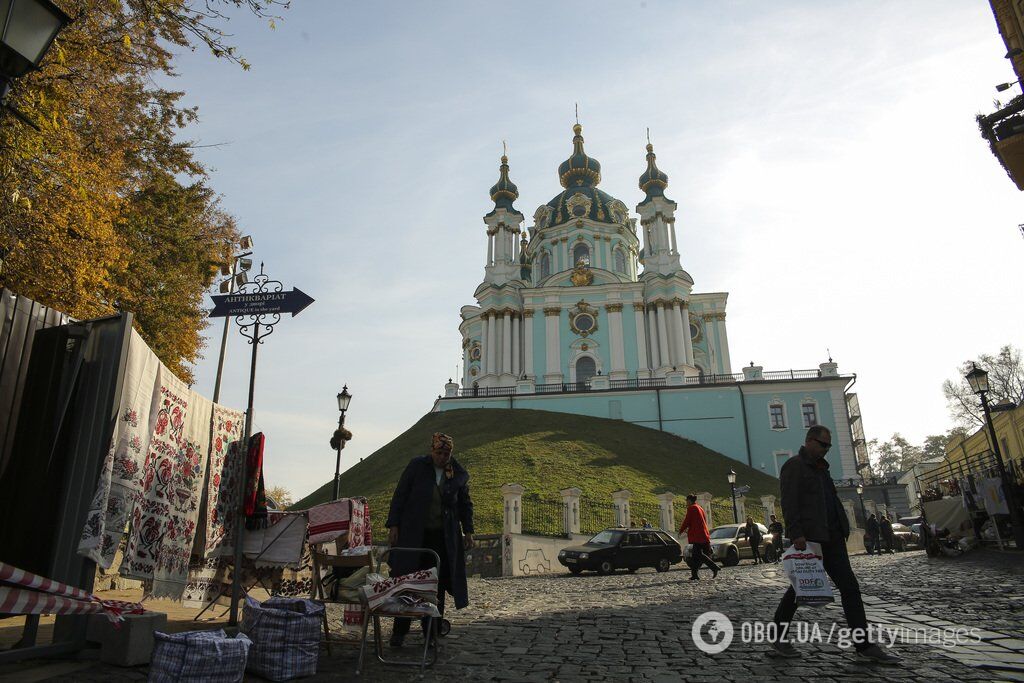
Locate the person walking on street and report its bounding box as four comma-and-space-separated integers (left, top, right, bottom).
880, 515, 895, 554
743, 516, 763, 564
866, 514, 881, 555
768, 514, 784, 563
768, 426, 900, 664
386, 432, 474, 647
679, 494, 719, 581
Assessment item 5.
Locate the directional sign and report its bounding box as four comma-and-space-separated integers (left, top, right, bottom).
735, 485, 751, 495
209, 288, 315, 318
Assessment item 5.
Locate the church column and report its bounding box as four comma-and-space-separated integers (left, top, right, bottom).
716, 313, 732, 374
678, 299, 694, 367
606, 304, 626, 379
634, 303, 650, 377
702, 312, 717, 372
544, 307, 562, 382
655, 301, 670, 370
669, 217, 679, 255
523, 310, 534, 378
511, 312, 521, 377
664, 301, 680, 367
486, 311, 497, 376
501, 310, 512, 375
647, 304, 661, 370
486, 230, 494, 266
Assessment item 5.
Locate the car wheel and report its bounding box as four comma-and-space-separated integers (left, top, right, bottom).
568, 566, 582, 575
724, 547, 739, 567
655, 557, 671, 573
597, 560, 614, 575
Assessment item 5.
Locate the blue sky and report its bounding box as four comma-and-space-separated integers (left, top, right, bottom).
175, 1, 1024, 499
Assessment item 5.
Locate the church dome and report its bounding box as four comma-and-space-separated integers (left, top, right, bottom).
558, 124, 602, 188
489, 154, 519, 211
638, 143, 669, 199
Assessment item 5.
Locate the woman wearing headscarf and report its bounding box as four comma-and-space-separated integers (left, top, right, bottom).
385, 432, 474, 647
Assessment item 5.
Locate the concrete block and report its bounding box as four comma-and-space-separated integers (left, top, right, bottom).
87, 611, 167, 666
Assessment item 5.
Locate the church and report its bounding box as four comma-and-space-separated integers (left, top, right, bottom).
435, 124, 867, 480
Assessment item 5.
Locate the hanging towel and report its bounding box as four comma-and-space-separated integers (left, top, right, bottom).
122, 367, 213, 600
245, 433, 267, 530
78, 330, 161, 568
197, 405, 246, 556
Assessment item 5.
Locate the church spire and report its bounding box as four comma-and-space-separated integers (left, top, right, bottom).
638, 137, 669, 203
489, 152, 520, 211
558, 123, 602, 188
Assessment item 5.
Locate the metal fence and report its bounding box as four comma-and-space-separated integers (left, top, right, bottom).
521, 496, 568, 538
630, 500, 662, 529
579, 497, 618, 535
711, 500, 736, 527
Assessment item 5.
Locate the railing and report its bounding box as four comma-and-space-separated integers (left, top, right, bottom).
579, 498, 618, 535
712, 500, 736, 526
833, 476, 899, 488
446, 368, 830, 400
521, 496, 569, 538
629, 500, 662, 529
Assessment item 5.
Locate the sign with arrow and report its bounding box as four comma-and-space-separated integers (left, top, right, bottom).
209, 288, 315, 318
736, 485, 751, 495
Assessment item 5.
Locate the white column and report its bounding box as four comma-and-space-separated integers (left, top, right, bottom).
486, 312, 497, 376
607, 304, 626, 378
736, 496, 747, 523
502, 483, 524, 534
669, 219, 679, 255
680, 301, 694, 366
655, 302, 670, 370
487, 232, 494, 266
480, 314, 489, 375
501, 311, 512, 375
544, 308, 561, 381
663, 302, 679, 367
560, 487, 582, 535
634, 303, 649, 375
523, 311, 534, 378
695, 492, 714, 529
761, 495, 776, 524
668, 301, 684, 366
647, 305, 660, 370
716, 314, 732, 374
563, 239, 570, 268
657, 492, 675, 533
511, 313, 520, 378
612, 489, 632, 528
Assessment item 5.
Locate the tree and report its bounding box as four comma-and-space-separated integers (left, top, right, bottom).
871, 433, 923, 477
0, 0, 286, 382
266, 485, 292, 509
943, 345, 1024, 429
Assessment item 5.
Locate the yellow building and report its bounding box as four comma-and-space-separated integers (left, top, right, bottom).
944, 401, 1024, 473
979, 1, 1024, 190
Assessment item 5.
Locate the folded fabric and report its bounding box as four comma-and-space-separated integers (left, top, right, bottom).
0, 562, 144, 624
361, 568, 438, 612
307, 500, 350, 545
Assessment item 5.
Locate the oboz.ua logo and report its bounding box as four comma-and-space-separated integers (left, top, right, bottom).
691, 611, 734, 654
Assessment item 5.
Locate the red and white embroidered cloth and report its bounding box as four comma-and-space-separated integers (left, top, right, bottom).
360, 568, 438, 613
0, 562, 144, 624
307, 498, 369, 547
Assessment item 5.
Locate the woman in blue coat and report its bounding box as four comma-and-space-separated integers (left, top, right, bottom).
385, 432, 474, 646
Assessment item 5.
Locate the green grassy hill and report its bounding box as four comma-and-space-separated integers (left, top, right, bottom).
292, 408, 782, 534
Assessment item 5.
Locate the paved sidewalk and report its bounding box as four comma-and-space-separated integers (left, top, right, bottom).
2, 549, 1021, 681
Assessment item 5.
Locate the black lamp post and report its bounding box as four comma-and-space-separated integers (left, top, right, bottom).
0, 0, 71, 103
966, 363, 1024, 549
856, 483, 868, 526
728, 469, 738, 523
331, 385, 352, 500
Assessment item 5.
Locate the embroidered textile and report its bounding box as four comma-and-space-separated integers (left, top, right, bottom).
199, 405, 245, 556
307, 498, 370, 547
77, 331, 160, 568
207, 439, 246, 557
122, 368, 213, 600
245, 433, 267, 530
361, 568, 438, 613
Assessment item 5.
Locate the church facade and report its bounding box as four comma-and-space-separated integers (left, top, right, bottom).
435, 125, 868, 480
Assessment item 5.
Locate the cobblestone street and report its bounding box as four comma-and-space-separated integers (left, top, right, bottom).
4, 548, 1022, 682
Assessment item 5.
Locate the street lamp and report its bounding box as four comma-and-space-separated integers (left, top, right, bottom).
0, 0, 71, 103
331, 385, 353, 500
728, 469, 738, 524
211, 237, 254, 403
856, 483, 868, 526
966, 363, 1024, 549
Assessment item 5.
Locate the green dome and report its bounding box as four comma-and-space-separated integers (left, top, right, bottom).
544, 185, 625, 226
557, 124, 602, 188
638, 143, 669, 200
489, 154, 519, 211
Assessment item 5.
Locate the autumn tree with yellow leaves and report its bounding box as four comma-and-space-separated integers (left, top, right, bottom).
0, 0, 286, 383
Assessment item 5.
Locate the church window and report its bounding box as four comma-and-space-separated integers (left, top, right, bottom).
573, 243, 590, 267
769, 403, 787, 430
576, 356, 597, 384
801, 402, 818, 428
614, 248, 626, 273
539, 252, 551, 279
573, 312, 595, 333
689, 321, 701, 341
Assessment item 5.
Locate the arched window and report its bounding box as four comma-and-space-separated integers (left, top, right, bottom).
575, 356, 596, 385
573, 243, 590, 267
613, 248, 626, 273
539, 252, 551, 280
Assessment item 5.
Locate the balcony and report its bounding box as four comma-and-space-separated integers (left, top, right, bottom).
978, 95, 1024, 190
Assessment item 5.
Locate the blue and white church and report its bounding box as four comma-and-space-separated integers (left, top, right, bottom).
436, 124, 868, 480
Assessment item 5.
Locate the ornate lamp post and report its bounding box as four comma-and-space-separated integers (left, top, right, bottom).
728, 469, 738, 523
0, 0, 71, 103
331, 385, 352, 500
212, 236, 253, 403
856, 483, 868, 526
965, 364, 1024, 549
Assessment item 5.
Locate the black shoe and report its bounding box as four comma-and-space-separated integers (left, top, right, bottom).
768, 640, 800, 659
857, 644, 900, 664
689, 575, 699, 581
711, 566, 719, 578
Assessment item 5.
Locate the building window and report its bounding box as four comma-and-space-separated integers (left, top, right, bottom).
769, 403, 786, 430
573, 243, 590, 267
575, 356, 596, 384
802, 402, 818, 428
539, 252, 551, 279
613, 248, 626, 273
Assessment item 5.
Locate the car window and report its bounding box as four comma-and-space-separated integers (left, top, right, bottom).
655, 531, 675, 544
622, 532, 642, 546
757, 524, 768, 534
640, 531, 661, 545
709, 527, 737, 539
589, 530, 624, 545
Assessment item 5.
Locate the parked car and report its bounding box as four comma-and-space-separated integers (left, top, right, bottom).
690, 523, 777, 566
558, 528, 683, 575
891, 522, 920, 550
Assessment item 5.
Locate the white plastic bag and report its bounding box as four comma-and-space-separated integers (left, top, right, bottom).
781, 542, 834, 607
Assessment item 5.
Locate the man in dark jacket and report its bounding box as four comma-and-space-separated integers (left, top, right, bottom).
880, 515, 895, 553
768, 514, 784, 563
742, 516, 763, 564
769, 426, 899, 664
386, 432, 474, 647
866, 514, 881, 555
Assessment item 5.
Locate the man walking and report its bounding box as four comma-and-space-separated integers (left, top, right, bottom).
743, 515, 763, 564
768, 426, 899, 663
679, 494, 719, 581
880, 515, 895, 554
768, 514, 784, 563
386, 432, 474, 647
866, 514, 881, 555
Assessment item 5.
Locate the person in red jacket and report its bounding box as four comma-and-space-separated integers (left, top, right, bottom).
679, 494, 720, 581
